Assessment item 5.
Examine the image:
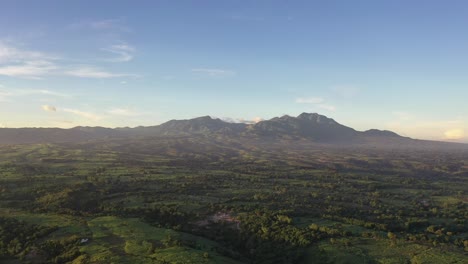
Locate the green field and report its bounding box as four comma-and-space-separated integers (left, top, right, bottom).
0, 137, 467, 263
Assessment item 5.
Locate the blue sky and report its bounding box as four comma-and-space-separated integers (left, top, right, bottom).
0, 0, 467, 142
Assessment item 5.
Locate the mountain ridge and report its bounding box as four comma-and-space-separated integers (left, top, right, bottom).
0, 113, 465, 147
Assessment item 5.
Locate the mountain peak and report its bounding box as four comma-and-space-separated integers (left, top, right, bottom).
297, 113, 338, 125
193, 115, 214, 121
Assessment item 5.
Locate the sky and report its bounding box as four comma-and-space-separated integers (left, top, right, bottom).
0, 0, 467, 142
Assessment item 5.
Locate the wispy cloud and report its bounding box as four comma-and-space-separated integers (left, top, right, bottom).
444, 129, 464, 140
0, 87, 71, 102
331, 85, 360, 98
47, 120, 75, 128
295, 97, 336, 111
317, 104, 336, 111
89, 19, 121, 30
0, 42, 57, 63
295, 97, 324, 104
0, 42, 59, 79
63, 108, 102, 121
0, 60, 58, 79
41, 105, 57, 112
107, 108, 143, 117
386, 114, 466, 141
392, 111, 412, 121
69, 19, 131, 32
228, 14, 265, 22
14, 89, 70, 98
36, 89, 69, 97
191, 68, 236, 77
64, 66, 136, 79
222, 117, 264, 124
102, 44, 135, 62
0, 90, 12, 102
0, 41, 138, 79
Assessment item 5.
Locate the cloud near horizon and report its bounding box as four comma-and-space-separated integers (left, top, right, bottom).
41, 105, 57, 112
221, 116, 264, 124
63, 108, 102, 121
386, 115, 467, 142
444, 129, 464, 140
331, 85, 360, 98
0, 87, 70, 103
317, 104, 336, 111
295, 97, 336, 111
107, 108, 143, 117
295, 97, 324, 104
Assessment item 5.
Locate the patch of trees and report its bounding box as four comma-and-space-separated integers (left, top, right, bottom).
0, 217, 56, 258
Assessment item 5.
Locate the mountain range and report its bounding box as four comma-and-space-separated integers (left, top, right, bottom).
0, 113, 463, 148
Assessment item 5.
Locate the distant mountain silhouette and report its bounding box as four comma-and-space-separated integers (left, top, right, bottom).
249, 113, 357, 141
154, 116, 247, 135
0, 128, 94, 145
362, 129, 401, 137
0, 113, 465, 149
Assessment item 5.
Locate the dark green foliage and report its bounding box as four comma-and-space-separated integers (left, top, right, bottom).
0, 217, 56, 257
0, 136, 466, 263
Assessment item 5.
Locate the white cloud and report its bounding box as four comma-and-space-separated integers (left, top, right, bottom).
444, 129, 464, 140
295, 97, 335, 111
392, 111, 412, 121
69, 19, 131, 32
41, 105, 57, 112
0, 97, 10, 102
0, 42, 56, 63
47, 120, 75, 128
317, 104, 336, 111
252, 117, 263, 123
36, 89, 69, 97
295, 97, 324, 104
64, 66, 136, 78
0, 42, 59, 79
0, 41, 138, 79
90, 19, 120, 30
14, 89, 69, 98
386, 116, 467, 142
191, 68, 236, 77
0, 60, 58, 79
331, 85, 360, 98
107, 108, 142, 117
222, 117, 264, 124
102, 44, 135, 62
0, 87, 70, 102
63, 108, 102, 121
0, 89, 12, 102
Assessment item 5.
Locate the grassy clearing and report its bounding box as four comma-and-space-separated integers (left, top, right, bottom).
302, 237, 467, 264
80, 216, 242, 264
